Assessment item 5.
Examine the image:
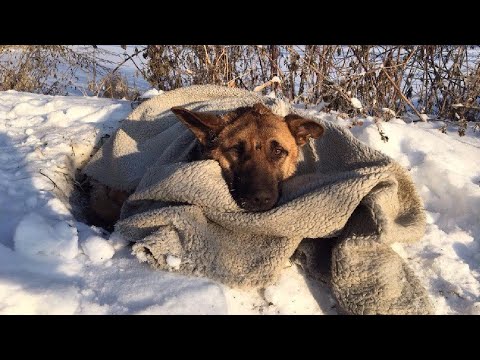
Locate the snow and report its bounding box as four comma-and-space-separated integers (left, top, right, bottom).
14, 212, 79, 260
140, 88, 164, 99
350, 97, 363, 109
166, 255, 182, 270
81, 235, 115, 264
271, 76, 281, 84
419, 113, 430, 122
382, 107, 396, 116
225, 265, 335, 315
1, 90, 480, 315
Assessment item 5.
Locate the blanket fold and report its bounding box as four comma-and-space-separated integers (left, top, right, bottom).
82, 85, 433, 314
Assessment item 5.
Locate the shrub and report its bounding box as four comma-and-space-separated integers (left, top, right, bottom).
144, 45, 480, 129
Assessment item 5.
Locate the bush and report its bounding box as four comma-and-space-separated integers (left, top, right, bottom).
144, 45, 480, 128
0, 45, 97, 95
88, 72, 139, 100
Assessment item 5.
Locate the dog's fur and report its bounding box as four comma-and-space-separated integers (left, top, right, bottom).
87, 179, 130, 230
88, 103, 324, 225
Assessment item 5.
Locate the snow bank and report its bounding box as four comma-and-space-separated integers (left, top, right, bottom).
14, 212, 78, 260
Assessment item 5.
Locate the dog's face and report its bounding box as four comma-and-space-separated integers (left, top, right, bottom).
172, 103, 324, 212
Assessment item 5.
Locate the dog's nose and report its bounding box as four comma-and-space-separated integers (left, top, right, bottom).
245, 190, 276, 211
253, 192, 272, 205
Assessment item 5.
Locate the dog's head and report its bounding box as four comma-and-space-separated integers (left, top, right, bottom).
171, 103, 324, 212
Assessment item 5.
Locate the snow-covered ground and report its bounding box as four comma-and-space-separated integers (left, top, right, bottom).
66, 45, 151, 97
1, 90, 479, 315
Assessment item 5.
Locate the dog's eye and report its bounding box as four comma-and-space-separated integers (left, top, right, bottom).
273, 147, 287, 157
227, 144, 244, 157
271, 140, 287, 159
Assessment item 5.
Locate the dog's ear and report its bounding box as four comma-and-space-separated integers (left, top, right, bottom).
252, 102, 271, 115
220, 106, 251, 123
284, 113, 324, 146
171, 106, 251, 145
171, 107, 227, 145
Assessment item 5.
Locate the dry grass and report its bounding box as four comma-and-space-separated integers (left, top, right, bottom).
88, 73, 139, 100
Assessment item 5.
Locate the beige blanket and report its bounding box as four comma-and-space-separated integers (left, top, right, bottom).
82, 85, 433, 315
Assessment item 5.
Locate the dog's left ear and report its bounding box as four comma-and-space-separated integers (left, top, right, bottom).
171, 107, 251, 145
285, 114, 324, 146
171, 107, 228, 145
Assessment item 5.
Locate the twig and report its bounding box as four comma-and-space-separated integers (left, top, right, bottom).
452, 104, 480, 111
381, 67, 424, 120
39, 170, 59, 189
110, 47, 147, 77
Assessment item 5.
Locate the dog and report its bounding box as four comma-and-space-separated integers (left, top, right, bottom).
88, 102, 324, 226
171, 102, 323, 211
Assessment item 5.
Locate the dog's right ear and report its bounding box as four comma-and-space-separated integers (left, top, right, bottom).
171, 107, 227, 145
285, 113, 324, 146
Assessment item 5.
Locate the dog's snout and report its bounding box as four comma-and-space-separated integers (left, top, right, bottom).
242, 190, 277, 212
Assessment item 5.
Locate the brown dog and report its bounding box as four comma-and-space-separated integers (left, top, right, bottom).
171, 103, 324, 212
88, 102, 324, 227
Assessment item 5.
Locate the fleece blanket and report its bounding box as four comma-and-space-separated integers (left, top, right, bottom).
82, 85, 433, 315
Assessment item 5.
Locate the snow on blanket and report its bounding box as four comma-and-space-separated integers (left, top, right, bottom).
0, 90, 479, 315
